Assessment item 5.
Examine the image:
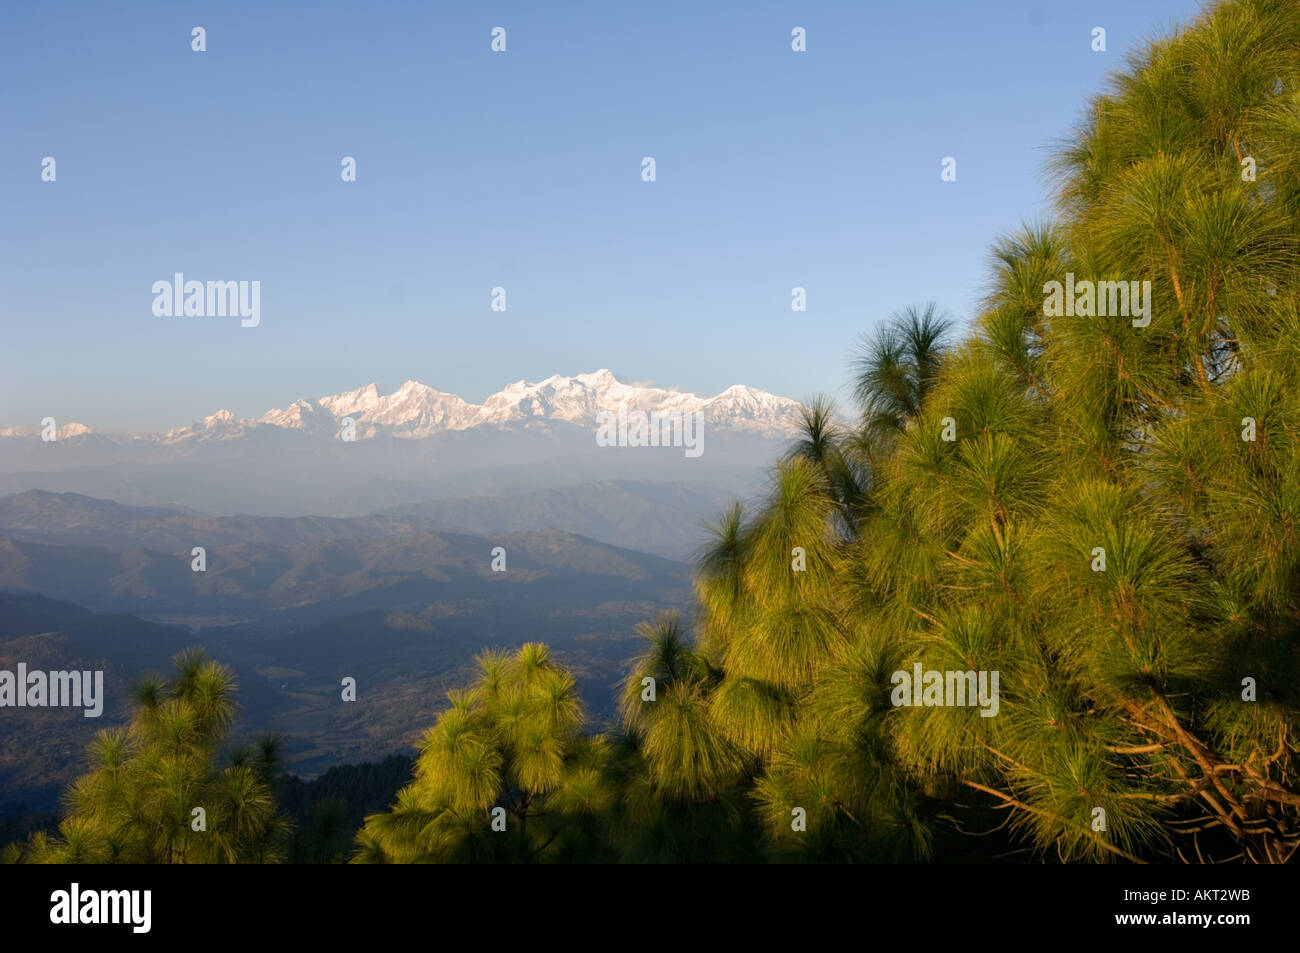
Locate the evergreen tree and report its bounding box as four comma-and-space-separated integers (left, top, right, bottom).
625, 0, 1300, 864
4, 649, 288, 864
354, 643, 617, 862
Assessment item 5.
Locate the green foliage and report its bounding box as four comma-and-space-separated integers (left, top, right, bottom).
279, 755, 414, 863
4, 649, 289, 864
355, 643, 623, 862
621, 0, 1300, 864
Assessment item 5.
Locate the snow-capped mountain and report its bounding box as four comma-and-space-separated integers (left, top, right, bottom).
0, 421, 94, 439
128, 370, 805, 445
0, 372, 807, 520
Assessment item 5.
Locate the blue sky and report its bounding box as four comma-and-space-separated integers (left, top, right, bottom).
0, 0, 1208, 433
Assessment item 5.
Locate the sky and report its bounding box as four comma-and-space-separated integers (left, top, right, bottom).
0, 0, 1209, 433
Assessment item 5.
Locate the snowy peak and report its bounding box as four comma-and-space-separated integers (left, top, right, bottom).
575, 369, 618, 386
0, 421, 93, 439
704, 384, 787, 412
319, 383, 381, 418
361, 380, 479, 436
7, 371, 805, 444
258, 399, 334, 436
473, 370, 803, 436
162, 409, 247, 444
480, 370, 622, 426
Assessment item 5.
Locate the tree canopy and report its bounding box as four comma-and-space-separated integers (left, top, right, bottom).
4, 649, 287, 864
615, 0, 1300, 864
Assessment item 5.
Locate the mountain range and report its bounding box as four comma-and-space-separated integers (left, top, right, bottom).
0, 490, 695, 805
0, 491, 691, 624
1, 369, 805, 445
0, 371, 806, 537
0, 373, 802, 805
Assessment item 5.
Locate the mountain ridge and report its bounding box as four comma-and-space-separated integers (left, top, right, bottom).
0, 481, 739, 559
2, 370, 805, 444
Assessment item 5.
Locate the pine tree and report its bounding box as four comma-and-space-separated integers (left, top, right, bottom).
4, 649, 288, 864
625, 0, 1300, 863
354, 643, 617, 862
